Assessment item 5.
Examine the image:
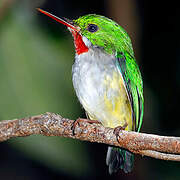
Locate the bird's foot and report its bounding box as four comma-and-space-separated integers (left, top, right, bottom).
113, 122, 128, 142
72, 118, 101, 135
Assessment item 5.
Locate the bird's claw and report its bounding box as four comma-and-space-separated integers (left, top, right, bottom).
71, 118, 100, 135
113, 122, 128, 142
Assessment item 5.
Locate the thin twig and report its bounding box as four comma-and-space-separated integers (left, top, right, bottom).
0, 112, 180, 161
139, 150, 180, 161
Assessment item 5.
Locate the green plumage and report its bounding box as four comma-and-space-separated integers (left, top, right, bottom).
116, 51, 144, 132
74, 14, 134, 56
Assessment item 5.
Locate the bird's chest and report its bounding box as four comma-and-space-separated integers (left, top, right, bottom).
72, 50, 131, 128
72, 50, 115, 106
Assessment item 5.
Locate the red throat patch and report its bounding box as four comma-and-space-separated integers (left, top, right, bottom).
71, 31, 89, 55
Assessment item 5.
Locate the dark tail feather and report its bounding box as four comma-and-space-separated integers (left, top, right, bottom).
106, 146, 134, 174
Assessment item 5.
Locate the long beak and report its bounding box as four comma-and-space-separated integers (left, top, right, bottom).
37, 8, 78, 32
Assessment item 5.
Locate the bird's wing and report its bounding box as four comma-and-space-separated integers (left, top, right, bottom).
115, 51, 144, 131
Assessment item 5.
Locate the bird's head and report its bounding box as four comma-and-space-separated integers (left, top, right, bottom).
37, 9, 133, 56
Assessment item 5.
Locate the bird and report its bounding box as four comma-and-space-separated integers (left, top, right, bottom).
37, 8, 144, 174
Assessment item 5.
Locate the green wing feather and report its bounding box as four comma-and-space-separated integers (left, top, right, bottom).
116, 51, 144, 132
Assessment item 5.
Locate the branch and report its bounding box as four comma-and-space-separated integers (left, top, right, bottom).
0, 112, 180, 161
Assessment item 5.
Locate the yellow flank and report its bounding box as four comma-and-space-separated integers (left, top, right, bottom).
88, 71, 132, 131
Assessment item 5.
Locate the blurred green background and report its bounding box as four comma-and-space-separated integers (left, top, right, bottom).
0, 0, 180, 179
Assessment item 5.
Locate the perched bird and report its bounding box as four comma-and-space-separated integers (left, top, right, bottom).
37, 8, 144, 174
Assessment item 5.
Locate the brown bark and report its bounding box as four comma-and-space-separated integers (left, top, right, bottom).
0, 112, 180, 161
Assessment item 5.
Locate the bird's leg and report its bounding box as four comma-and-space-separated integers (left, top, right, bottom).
72, 118, 101, 135
113, 122, 128, 142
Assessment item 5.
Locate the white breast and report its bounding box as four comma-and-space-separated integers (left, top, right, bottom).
72, 48, 117, 122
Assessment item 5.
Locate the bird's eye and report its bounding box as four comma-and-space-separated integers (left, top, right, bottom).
87, 24, 98, 33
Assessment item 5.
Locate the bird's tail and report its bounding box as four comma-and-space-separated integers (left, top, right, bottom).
106, 146, 134, 174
